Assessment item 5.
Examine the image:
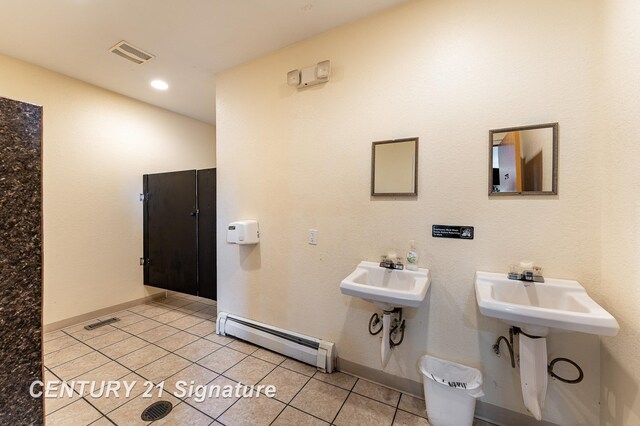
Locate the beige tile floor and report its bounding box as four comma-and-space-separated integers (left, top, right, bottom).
43, 293, 495, 426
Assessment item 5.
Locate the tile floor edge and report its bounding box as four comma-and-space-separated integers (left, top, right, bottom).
337, 357, 423, 397
339, 358, 544, 426
475, 400, 561, 426
44, 293, 167, 333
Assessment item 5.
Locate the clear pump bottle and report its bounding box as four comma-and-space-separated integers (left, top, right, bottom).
406, 240, 418, 271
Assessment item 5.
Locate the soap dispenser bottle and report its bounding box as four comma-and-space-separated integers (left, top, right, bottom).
406, 240, 418, 271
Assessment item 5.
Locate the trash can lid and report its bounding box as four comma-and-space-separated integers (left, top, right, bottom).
419, 354, 483, 396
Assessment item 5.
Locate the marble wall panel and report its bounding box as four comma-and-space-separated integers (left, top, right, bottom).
0, 96, 43, 424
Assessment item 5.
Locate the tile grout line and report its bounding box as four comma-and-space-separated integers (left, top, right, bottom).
212, 351, 286, 424
95, 316, 224, 395
173, 353, 256, 422
46, 302, 218, 422
109, 323, 224, 378
47, 300, 212, 365
107, 318, 265, 422
55, 324, 395, 424
328, 375, 358, 425
53, 331, 160, 421
45, 365, 119, 425
47, 297, 409, 426
43, 367, 84, 416
43, 298, 215, 424
186, 348, 266, 420
71, 308, 215, 368
390, 387, 403, 425
210, 350, 322, 424
267, 403, 288, 426
47, 295, 212, 344
47, 303, 293, 425
271, 371, 318, 425
102, 312, 219, 422
169, 343, 304, 423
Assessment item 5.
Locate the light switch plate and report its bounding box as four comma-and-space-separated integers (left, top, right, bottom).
308, 229, 318, 245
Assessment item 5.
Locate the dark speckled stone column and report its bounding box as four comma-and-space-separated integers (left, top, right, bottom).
0, 96, 43, 425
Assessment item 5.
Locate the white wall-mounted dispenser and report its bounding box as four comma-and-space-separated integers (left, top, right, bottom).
227, 220, 259, 245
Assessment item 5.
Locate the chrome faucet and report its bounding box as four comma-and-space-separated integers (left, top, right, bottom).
380, 256, 404, 270
379, 256, 394, 269
508, 265, 544, 283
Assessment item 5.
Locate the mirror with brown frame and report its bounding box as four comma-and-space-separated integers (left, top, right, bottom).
489, 123, 558, 195
371, 137, 418, 196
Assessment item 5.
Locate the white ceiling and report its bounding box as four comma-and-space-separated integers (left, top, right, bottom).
0, 0, 407, 124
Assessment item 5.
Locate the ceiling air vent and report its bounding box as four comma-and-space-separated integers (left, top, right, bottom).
110, 40, 155, 64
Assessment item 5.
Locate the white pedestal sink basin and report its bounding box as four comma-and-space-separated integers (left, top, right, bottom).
341, 261, 431, 367
474, 271, 619, 420
340, 261, 431, 310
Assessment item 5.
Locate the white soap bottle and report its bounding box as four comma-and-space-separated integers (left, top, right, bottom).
406, 240, 418, 271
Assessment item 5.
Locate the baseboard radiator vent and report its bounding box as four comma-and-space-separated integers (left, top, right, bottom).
216, 312, 335, 373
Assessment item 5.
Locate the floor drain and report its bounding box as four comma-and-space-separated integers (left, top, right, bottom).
84, 317, 120, 330
141, 400, 173, 421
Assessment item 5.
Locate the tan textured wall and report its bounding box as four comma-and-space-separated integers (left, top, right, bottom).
0, 53, 216, 325
599, 1, 640, 425
216, 1, 604, 424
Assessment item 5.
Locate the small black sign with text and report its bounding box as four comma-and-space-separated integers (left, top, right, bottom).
432, 225, 474, 240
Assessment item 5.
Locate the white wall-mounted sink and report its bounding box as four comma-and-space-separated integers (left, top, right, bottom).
340, 261, 431, 310
475, 271, 619, 421
475, 271, 619, 336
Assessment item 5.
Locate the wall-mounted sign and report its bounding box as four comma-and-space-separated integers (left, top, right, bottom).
432, 225, 474, 240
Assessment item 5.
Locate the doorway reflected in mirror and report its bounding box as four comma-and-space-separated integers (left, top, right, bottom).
489, 123, 558, 195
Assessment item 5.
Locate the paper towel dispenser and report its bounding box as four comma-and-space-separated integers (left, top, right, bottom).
227, 220, 259, 245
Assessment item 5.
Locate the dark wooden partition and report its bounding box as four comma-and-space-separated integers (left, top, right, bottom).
143, 168, 216, 299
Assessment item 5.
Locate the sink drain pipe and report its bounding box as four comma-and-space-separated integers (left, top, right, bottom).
369, 309, 406, 343
369, 309, 406, 367
381, 312, 392, 367
492, 327, 584, 384
369, 313, 383, 335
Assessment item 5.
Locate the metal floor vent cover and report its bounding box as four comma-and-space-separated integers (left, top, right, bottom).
141, 400, 173, 421
84, 317, 120, 330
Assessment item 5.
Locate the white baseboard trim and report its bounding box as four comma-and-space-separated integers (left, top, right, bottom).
338, 357, 423, 397
43, 293, 166, 333
337, 358, 560, 426
475, 401, 560, 426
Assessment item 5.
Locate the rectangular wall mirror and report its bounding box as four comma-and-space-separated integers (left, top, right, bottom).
489, 123, 558, 195
371, 137, 418, 196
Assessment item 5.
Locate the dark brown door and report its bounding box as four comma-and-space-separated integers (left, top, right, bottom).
197, 168, 216, 300
144, 170, 198, 295
143, 168, 216, 299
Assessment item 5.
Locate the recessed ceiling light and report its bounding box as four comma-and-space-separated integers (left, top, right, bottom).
150, 79, 169, 90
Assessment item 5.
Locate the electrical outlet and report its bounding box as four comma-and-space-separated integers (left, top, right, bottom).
308, 229, 318, 245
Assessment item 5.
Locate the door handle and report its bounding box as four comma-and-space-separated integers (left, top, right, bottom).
190, 209, 199, 216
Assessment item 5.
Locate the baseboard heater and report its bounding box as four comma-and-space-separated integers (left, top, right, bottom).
216, 312, 335, 373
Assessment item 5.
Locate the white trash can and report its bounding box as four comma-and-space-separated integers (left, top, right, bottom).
419, 355, 484, 426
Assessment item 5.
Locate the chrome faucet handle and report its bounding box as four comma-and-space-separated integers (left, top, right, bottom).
508, 265, 523, 280
393, 257, 404, 270
531, 266, 544, 282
